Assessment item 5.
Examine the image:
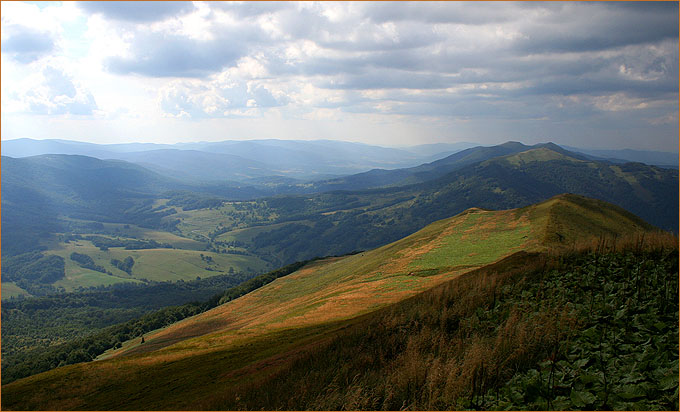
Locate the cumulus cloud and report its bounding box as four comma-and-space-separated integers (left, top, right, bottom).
2, 1, 677, 150
361, 1, 522, 25
106, 31, 247, 78
81, 1, 678, 117
78, 1, 195, 23
23, 66, 98, 115
159, 78, 287, 118
2, 24, 55, 63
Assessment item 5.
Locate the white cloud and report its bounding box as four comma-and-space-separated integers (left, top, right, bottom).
23, 66, 99, 115
158, 75, 288, 118
1, 1, 677, 151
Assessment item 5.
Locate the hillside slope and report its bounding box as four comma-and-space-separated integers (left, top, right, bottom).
1, 194, 661, 410
242, 146, 676, 265
308, 141, 539, 191
1, 155, 185, 256
206, 245, 678, 410
113, 195, 652, 358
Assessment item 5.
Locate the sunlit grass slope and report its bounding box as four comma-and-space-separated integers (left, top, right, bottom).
1, 194, 658, 410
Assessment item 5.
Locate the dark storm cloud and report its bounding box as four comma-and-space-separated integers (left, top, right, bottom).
78, 1, 195, 23
513, 2, 678, 54
1, 25, 54, 63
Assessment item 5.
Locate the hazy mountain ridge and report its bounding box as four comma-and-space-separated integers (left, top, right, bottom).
562, 144, 679, 168
308, 141, 593, 191
243, 146, 676, 265
2, 138, 447, 182
4, 138, 676, 186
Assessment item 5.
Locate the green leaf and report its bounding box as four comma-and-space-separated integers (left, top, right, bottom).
653, 321, 668, 331
617, 384, 647, 400
570, 390, 596, 408
574, 358, 589, 369
659, 373, 678, 391
578, 372, 601, 385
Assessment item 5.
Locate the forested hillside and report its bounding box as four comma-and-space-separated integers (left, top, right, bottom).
242, 147, 677, 264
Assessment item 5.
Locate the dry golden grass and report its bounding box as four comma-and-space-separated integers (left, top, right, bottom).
83, 195, 666, 368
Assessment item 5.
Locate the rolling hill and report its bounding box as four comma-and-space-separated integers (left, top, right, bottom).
0, 154, 184, 257
112, 149, 280, 183
0, 154, 271, 258
3, 143, 676, 277
1, 194, 667, 410
307, 142, 576, 191
233, 145, 677, 266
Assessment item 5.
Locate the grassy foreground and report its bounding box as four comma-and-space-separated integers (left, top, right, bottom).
207, 237, 678, 410
1, 194, 669, 410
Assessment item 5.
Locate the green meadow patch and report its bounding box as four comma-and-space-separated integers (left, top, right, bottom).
1, 282, 33, 300
408, 209, 532, 271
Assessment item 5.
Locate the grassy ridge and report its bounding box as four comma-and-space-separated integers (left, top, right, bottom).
4, 237, 676, 410
203, 240, 678, 411
101, 198, 559, 359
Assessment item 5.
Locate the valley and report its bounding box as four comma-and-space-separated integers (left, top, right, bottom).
6, 142, 675, 298
3, 3, 678, 410
102, 194, 654, 360
1, 140, 677, 410
2, 194, 676, 410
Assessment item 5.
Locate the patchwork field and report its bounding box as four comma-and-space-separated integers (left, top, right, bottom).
41, 236, 268, 291
167, 201, 278, 241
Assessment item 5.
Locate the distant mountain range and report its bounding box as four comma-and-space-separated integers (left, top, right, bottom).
2, 138, 472, 183
561, 145, 679, 168
308, 141, 590, 191
245, 144, 677, 263
3, 139, 676, 187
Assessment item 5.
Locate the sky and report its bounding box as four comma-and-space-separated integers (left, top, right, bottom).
1, 1, 678, 151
